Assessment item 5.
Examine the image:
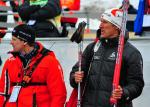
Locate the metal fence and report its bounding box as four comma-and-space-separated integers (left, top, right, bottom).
0, 5, 137, 31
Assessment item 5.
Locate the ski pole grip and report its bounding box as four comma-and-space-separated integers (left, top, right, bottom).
70, 21, 86, 43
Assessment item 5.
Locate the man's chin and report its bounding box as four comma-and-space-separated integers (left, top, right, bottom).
101, 34, 106, 38
12, 49, 18, 52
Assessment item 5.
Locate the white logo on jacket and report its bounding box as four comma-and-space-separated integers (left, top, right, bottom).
108, 52, 116, 60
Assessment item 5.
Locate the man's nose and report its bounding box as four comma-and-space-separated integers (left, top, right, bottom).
99, 23, 103, 29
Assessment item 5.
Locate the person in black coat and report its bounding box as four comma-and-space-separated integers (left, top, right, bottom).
120, 1, 137, 31
17, 0, 62, 37
69, 8, 144, 107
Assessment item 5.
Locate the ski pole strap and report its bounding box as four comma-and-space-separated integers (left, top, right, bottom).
20, 48, 50, 87
27, 48, 50, 77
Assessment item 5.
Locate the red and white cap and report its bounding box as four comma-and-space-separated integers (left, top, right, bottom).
101, 8, 123, 29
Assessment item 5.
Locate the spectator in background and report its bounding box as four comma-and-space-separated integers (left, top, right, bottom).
120, 0, 137, 32
17, 0, 62, 37
0, 0, 7, 38
120, 0, 137, 14
0, 0, 6, 66
9, 0, 22, 22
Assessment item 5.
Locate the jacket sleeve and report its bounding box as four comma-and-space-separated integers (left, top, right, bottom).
0, 60, 9, 106
47, 54, 66, 107
18, 0, 61, 21
122, 50, 144, 102
70, 42, 95, 88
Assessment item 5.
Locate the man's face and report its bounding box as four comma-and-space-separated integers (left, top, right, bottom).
10, 36, 25, 52
100, 19, 120, 38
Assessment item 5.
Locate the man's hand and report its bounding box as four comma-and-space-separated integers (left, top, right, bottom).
112, 85, 123, 100
74, 71, 84, 83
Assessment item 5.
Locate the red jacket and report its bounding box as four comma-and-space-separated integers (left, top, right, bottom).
0, 42, 67, 107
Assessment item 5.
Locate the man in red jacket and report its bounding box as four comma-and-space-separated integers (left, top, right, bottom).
0, 24, 67, 107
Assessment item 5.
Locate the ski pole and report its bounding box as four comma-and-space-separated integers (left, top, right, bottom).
70, 21, 86, 107
77, 41, 83, 107
110, 0, 129, 106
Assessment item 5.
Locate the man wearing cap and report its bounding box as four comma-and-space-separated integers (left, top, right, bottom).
0, 24, 66, 107
69, 8, 144, 107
